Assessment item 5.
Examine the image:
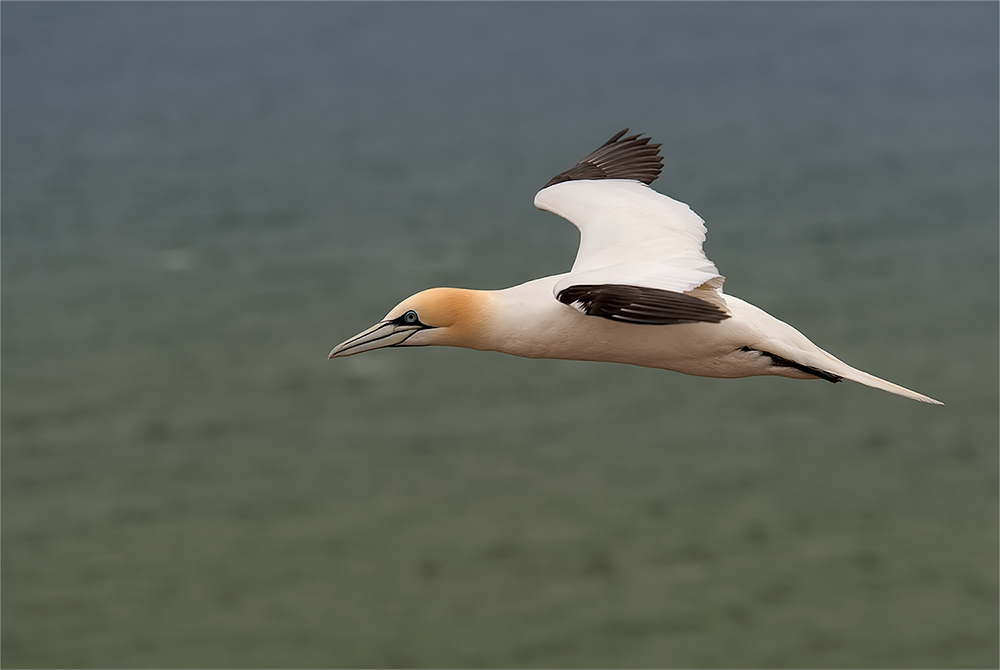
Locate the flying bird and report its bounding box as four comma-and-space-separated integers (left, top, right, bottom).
330, 130, 941, 404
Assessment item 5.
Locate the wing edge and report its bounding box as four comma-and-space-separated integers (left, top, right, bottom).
541, 129, 664, 189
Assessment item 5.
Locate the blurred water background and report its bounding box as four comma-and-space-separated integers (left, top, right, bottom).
2, 3, 997, 667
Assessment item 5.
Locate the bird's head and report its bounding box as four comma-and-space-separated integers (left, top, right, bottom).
328, 288, 492, 359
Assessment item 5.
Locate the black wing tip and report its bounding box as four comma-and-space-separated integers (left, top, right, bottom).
543, 128, 664, 189
604, 128, 629, 145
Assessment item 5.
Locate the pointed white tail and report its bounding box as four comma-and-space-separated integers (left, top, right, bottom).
827, 360, 943, 405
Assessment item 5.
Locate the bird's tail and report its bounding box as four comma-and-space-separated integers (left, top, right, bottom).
823, 359, 943, 405
727, 296, 943, 405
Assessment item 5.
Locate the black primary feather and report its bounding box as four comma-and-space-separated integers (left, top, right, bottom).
738, 347, 843, 383
543, 128, 664, 189
557, 284, 729, 326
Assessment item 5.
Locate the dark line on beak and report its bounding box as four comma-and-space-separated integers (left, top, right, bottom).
335, 321, 395, 352
388, 330, 419, 347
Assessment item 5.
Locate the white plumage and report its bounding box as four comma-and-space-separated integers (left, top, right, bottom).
330, 129, 942, 405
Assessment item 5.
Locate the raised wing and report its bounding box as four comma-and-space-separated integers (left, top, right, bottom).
535, 130, 728, 322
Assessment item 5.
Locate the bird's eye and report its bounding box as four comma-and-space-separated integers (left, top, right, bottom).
403, 310, 419, 324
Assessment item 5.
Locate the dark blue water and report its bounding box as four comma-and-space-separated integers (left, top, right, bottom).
3, 3, 997, 667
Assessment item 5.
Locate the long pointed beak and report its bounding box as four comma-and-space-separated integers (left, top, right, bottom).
328, 321, 419, 359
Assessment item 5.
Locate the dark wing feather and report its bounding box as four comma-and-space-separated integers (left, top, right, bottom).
542, 129, 664, 189
557, 284, 729, 326
739, 347, 843, 384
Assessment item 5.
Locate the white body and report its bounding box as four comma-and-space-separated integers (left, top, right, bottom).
486, 275, 799, 377
481, 275, 935, 400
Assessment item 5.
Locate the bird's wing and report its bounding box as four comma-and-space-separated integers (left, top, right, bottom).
534, 130, 728, 323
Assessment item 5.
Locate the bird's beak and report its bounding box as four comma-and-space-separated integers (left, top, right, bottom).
328, 320, 420, 359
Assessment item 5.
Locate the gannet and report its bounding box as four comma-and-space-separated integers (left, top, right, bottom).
329, 130, 942, 405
